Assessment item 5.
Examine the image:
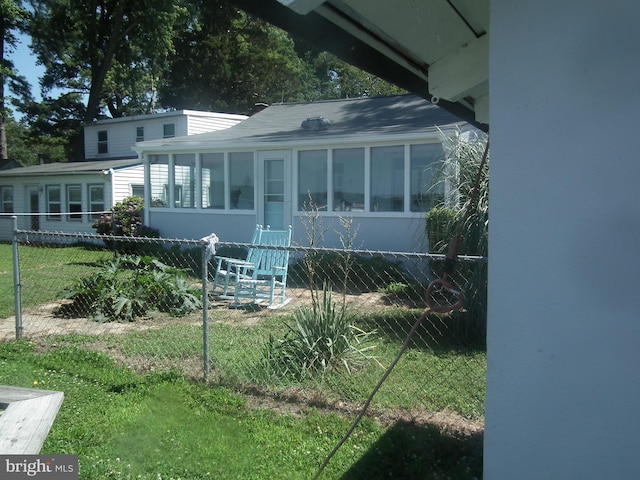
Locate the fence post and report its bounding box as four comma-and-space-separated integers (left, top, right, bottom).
201, 243, 210, 379
11, 216, 23, 340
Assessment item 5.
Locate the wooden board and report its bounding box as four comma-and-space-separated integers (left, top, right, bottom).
0, 386, 64, 454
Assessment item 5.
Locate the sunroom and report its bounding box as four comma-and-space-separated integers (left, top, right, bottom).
133, 94, 471, 252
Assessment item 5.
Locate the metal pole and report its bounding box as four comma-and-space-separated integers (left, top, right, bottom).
201, 243, 210, 379
11, 216, 23, 340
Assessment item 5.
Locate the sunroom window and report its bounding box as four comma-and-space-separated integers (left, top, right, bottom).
370, 145, 405, 212
410, 143, 445, 212
202, 153, 225, 209
333, 148, 364, 211
174, 154, 196, 208
149, 155, 169, 207
229, 152, 254, 210
298, 150, 328, 211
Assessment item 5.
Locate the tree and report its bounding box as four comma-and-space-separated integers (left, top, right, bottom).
159, 0, 307, 114
28, 0, 187, 122
310, 51, 405, 99
0, 0, 32, 160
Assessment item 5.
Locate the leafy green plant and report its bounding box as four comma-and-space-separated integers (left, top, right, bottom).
262, 285, 378, 379
61, 255, 201, 322
92, 195, 158, 237
291, 252, 409, 293
427, 129, 489, 345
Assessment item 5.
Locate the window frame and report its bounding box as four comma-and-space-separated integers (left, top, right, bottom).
46, 185, 62, 221
66, 184, 83, 221
97, 130, 108, 154
88, 184, 105, 220
0, 186, 13, 213
163, 123, 176, 138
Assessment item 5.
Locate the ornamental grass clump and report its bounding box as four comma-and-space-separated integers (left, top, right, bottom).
262, 285, 378, 380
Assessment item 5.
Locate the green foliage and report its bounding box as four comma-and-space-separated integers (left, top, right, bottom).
0, 340, 482, 479
291, 251, 409, 293
92, 195, 156, 237
62, 255, 201, 322
426, 207, 458, 253
262, 285, 378, 380
428, 130, 489, 345
92, 196, 159, 254
378, 281, 424, 301
310, 51, 406, 99
29, 0, 187, 122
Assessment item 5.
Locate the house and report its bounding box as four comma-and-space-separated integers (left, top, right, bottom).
132, 94, 471, 252
0, 110, 247, 241
235, 1, 640, 479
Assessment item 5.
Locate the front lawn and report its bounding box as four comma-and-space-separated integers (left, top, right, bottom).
0, 341, 483, 479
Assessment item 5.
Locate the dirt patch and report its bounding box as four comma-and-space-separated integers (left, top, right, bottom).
239, 386, 483, 437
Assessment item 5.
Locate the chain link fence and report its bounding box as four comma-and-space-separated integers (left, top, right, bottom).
2, 219, 486, 428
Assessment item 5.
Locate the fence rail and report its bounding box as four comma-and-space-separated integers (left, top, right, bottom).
2, 224, 487, 426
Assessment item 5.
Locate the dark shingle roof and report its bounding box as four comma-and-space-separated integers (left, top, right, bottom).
134, 94, 465, 151
0, 158, 140, 177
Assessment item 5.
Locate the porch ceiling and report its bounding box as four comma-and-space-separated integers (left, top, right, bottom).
230, 0, 489, 131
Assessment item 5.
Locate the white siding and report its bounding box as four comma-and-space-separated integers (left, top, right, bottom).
112, 166, 145, 202
485, 2, 640, 479
84, 111, 247, 160
0, 173, 112, 240
186, 114, 248, 135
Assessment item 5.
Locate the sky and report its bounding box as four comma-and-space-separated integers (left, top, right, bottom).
9, 33, 45, 103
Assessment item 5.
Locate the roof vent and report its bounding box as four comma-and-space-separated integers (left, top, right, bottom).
301, 116, 330, 131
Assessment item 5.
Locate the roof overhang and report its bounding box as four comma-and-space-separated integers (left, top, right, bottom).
231, 0, 489, 131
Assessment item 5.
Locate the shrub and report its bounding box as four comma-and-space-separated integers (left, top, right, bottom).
93, 196, 152, 236
290, 252, 409, 292
61, 255, 201, 322
92, 196, 160, 254
426, 130, 489, 346
261, 285, 378, 380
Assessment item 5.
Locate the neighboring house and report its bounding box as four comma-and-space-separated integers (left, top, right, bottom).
0, 110, 247, 241
133, 94, 471, 252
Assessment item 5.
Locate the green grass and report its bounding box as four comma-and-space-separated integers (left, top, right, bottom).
0, 243, 111, 319
2, 242, 484, 477
0, 341, 483, 479
42, 312, 486, 420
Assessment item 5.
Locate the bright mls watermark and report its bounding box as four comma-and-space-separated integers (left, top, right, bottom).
0, 455, 78, 479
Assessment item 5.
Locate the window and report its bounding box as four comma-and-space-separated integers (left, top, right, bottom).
88, 184, 105, 220
174, 154, 196, 208
149, 155, 169, 207
136, 126, 145, 142
333, 148, 364, 211
201, 153, 224, 209
0, 186, 13, 213
229, 152, 254, 209
370, 146, 405, 212
46, 185, 61, 220
298, 150, 327, 211
97, 130, 108, 154
131, 184, 144, 198
67, 185, 82, 220
163, 123, 175, 138
410, 143, 445, 211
